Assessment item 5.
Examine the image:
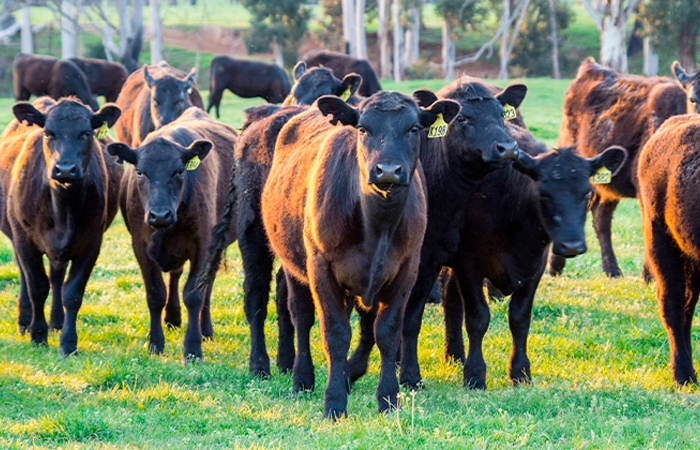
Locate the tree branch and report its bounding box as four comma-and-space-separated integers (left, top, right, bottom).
581, 0, 602, 30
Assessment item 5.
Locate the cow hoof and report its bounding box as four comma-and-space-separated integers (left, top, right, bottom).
293, 373, 315, 393
399, 378, 424, 391
463, 376, 487, 390
201, 324, 214, 340
59, 345, 78, 358
276, 353, 295, 374
603, 266, 622, 278
30, 326, 49, 346
202, 332, 214, 342
377, 393, 398, 413
18, 324, 29, 335
249, 358, 271, 379
324, 406, 347, 421
148, 343, 164, 356
182, 353, 203, 365
164, 319, 181, 329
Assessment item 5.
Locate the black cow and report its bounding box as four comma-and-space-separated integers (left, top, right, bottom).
283, 62, 363, 106
69, 57, 129, 102
303, 50, 382, 97
672, 61, 700, 114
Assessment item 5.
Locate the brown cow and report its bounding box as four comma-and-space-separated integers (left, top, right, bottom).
114, 62, 203, 147
13, 54, 99, 111
551, 57, 687, 278
69, 57, 129, 102
638, 114, 700, 386
0, 97, 122, 355
108, 107, 236, 362
261, 92, 460, 418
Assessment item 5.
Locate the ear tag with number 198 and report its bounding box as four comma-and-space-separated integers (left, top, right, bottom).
428, 113, 448, 138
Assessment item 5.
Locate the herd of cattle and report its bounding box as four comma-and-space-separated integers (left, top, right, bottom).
2, 49, 700, 419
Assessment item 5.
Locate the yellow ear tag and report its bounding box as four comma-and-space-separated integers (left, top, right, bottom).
96, 121, 109, 139
340, 86, 351, 102
591, 166, 612, 184
427, 113, 448, 139
503, 104, 517, 121
185, 155, 201, 171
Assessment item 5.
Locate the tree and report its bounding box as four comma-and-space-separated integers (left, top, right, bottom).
403, 0, 421, 68
241, 0, 309, 67
435, 0, 484, 79
21, 3, 33, 53
355, 0, 367, 58
318, 0, 344, 52
581, 0, 642, 73
61, 0, 78, 58
342, 0, 356, 55
150, 0, 163, 63
641, 0, 700, 71
392, 0, 402, 81
377, 0, 391, 77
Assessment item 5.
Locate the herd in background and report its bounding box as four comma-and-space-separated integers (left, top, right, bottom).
2, 49, 700, 418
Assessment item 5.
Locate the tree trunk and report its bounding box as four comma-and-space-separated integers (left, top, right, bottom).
679, 25, 697, 72
355, 0, 367, 59
548, 0, 560, 79
342, 0, 356, 55
150, 0, 164, 64
442, 20, 455, 80
21, 4, 33, 54
392, 0, 403, 82
378, 0, 391, 78
404, 5, 420, 68
643, 36, 658, 77
132, 0, 144, 39
273, 40, 284, 67
61, 0, 78, 58
600, 12, 627, 73
499, 0, 510, 79
117, 0, 131, 55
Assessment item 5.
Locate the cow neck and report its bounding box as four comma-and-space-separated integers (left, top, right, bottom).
48, 177, 88, 251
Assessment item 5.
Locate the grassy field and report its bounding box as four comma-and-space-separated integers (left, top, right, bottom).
1, 79, 699, 449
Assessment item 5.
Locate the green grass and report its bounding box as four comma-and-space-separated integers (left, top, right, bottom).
1, 80, 700, 449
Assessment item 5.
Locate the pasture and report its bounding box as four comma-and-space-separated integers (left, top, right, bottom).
0, 78, 699, 449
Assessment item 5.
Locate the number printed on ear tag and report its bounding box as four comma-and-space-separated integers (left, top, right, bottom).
340, 87, 351, 102
591, 166, 612, 184
96, 121, 109, 140
503, 104, 517, 121
185, 155, 201, 171
428, 113, 448, 138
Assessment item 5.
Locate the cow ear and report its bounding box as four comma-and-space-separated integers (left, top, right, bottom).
496, 84, 527, 109
184, 68, 197, 88
182, 139, 213, 165
91, 104, 122, 129
589, 145, 628, 177
317, 95, 359, 126
418, 99, 461, 128
512, 151, 541, 180
107, 142, 138, 165
337, 73, 362, 99
413, 90, 438, 108
13, 102, 45, 127
293, 61, 306, 81
673, 61, 692, 87
143, 65, 156, 88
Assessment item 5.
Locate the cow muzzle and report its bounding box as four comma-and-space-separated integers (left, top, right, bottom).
146, 208, 176, 229
368, 163, 408, 190
52, 163, 83, 184
553, 240, 587, 258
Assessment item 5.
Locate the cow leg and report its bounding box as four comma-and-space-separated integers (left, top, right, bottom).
49, 264, 67, 331
400, 265, 441, 389
684, 271, 700, 371
508, 266, 544, 385
275, 267, 295, 373
348, 304, 376, 384
15, 254, 31, 335
208, 88, 223, 119
15, 240, 50, 345
164, 268, 182, 329
59, 247, 100, 357
134, 245, 167, 355
200, 283, 214, 340
286, 272, 315, 392
591, 195, 622, 277
309, 256, 351, 420
548, 253, 566, 276
182, 259, 206, 363
647, 223, 697, 385
454, 260, 490, 390
443, 273, 466, 364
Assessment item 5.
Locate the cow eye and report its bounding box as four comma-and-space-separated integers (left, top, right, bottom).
153, 99, 160, 106
691, 98, 697, 104
457, 115, 467, 123
177, 168, 185, 177
44, 131, 55, 140
357, 126, 366, 135
80, 131, 91, 139
135, 169, 143, 177
410, 125, 420, 134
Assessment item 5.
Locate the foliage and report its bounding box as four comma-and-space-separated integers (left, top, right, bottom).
240, 0, 310, 66
435, 0, 486, 31
316, 0, 344, 53
640, 0, 700, 64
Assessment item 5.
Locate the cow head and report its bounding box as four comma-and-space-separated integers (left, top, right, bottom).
673, 61, 700, 114
13, 99, 121, 188
285, 62, 362, 106
415, 81, 525, 165
513, 146, 628, 257
107, 137, 212, 229
318, 91, 460, 198
143, 65, 197, 128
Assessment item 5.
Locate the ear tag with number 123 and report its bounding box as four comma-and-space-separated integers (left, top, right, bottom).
591, 166, 612, 184
503, 104, 517, 121
186, 155, 201, 171
427, 113, 448, 138
96, 122, 109, 140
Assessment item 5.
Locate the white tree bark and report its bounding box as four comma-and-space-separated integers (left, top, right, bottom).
21, 4, 33, 54
643, 36, 658, 77
548, 0, 560, 79
355, 0, 367, 59
392, 0, 403, 82
404, 5, 420, 68
342, 0, 356, 55
499, 0, 510, 79
581, 0, 642, 73
499, 0, 529, 79
61, 0, 78, 58
378, 0, 391, 78
117, 0, 131, 55
132, 0, 144, 34
273, 40, 284, 67
150, 0, 164, 64
442, 20, 455, 80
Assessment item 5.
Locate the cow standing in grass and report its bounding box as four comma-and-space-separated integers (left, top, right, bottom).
69, 57, 129, 103
0, 98, 122, 355
261, 92, 460, 418
303, 50, 382, 97
108, 108, 236, 362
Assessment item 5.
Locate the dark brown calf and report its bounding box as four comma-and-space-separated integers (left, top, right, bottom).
0, 97, 122, 355
638, 114, 700, 386
69, 57, 129, 103
114, 62, 203, 147
551, 57, 686, 277
108, 108, 236, 362
13, 54, 99, 111
303, 50, 381, 97
283, 62, 363, 106
261, 92, 459, 418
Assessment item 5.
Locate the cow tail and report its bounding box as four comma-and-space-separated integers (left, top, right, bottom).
196, 160, 237, 291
